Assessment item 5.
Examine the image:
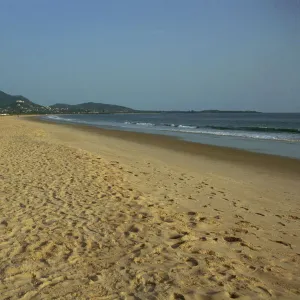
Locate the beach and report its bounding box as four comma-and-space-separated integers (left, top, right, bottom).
41, 113, 300, 159
0, 116, 300, 299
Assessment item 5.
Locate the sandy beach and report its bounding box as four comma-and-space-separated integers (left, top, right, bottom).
0, 116, 300, 300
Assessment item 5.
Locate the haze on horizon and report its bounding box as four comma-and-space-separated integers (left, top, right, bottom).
1, 0, 299, 112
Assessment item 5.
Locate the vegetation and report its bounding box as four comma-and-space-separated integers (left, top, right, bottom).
0, 90, 260, 115
50, 102, 134, 114
0, 90, 134, 114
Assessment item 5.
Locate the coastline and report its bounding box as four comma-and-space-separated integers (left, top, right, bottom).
1, 116, 299, 299
29, 116, 300, 176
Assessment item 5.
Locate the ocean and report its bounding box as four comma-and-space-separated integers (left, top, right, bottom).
42, 112, 300, 159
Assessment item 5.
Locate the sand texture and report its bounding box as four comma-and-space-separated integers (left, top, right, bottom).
0, 117, 300, 300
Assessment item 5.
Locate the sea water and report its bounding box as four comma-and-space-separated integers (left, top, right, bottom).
42, 112, 300, 159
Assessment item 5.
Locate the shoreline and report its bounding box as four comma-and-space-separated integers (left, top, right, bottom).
28, 116, 300, 176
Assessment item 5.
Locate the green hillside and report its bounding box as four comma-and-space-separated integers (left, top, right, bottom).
0, 90, 135, 114
50, 102, 134, 113
0, 90, 41, 108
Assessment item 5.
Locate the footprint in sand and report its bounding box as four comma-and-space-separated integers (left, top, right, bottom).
241, 207, 249, 211
171, 241, 186, 249
186, 257, 198, 267
170, 234, 185, 240
278, 222, 286, 226
224, 236, 243, 243
173, 293, 185, 300
289, 215, 300, 220
169, 232, 188, 249
256, 212, 265, 216
271, 240, 293, 249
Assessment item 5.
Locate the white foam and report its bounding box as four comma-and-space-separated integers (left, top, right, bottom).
44, 115, 300, 143
124, 121, 154, 126
178, 125, 197, 129
156, 128, 300, 142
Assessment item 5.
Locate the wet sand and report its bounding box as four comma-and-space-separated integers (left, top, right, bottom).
0, 116, 299, 299
29, 116, 300, 176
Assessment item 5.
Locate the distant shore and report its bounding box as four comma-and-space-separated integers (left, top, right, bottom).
1, 110, 263, 116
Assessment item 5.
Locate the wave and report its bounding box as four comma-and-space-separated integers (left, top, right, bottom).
126, 121, 197, 129
125, 121, 154, 126
178, 125, 197, 129
46, 115, 62, 120
44, 115, 88, 124
156, 128, 299, 143
123, 121, 300, 142
124, 121, 300, 134
43, 116, 300, 142
207, 126, 300, 134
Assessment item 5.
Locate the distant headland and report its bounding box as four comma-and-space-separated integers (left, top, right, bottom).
0, 90, 261, 115
163, 110, 260, 114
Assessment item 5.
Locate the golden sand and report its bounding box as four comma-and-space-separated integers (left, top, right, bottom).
0, 117, 299, 299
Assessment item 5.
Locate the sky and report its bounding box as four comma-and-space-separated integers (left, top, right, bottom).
0, 0, 299, 112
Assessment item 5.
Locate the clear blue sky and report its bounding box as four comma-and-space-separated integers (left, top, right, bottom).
0, 0, 299, 112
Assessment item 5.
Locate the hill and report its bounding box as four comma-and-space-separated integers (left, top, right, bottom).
50, 102, 134, 113
1, 90, 261, 115
0, 90, 135, 114
0, 90, 46, 114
